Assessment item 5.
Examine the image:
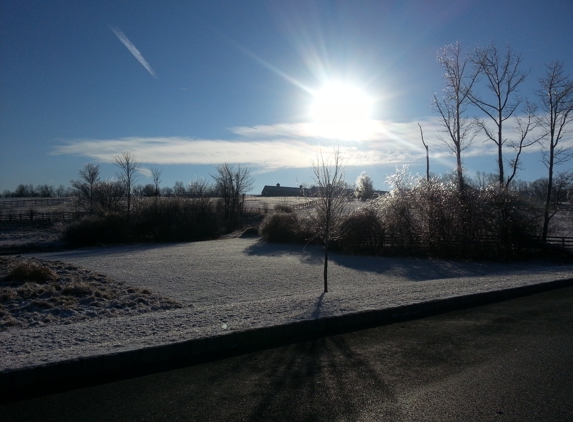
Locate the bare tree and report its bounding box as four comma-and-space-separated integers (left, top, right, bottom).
468, 44, 535, 188
113, 151, 140, 218
432, 42, 480, 191
173, 181, 187, 197
151, 167, 162, 197
211, 163, 254, 230
71, 163, 100, 214
93, 179, 124, 215
537, 61, 573, 241
306, 148, 349, 293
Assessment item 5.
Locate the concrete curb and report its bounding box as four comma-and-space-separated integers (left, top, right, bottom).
2, 277, 572, 401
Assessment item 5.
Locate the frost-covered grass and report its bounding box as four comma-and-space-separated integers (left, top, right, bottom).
0, 256, 182, 331
0, 238, 572, 371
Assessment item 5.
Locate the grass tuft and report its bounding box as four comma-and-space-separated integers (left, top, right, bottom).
5, 260, 57, 283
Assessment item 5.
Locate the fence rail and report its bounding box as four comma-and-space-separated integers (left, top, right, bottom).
0, 198, 72, 208
356, 234, 573, 252
0, 211, 86, 221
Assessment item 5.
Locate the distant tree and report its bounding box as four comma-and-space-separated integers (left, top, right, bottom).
113, 151, 140, 218
305, 148, 349, 293
151, 167, 162, 196
161, 186, 173, 197
173, 181, 187, 197
71, 163, 101, 214
211, 163, 254, 230
536, 61, 573, 241
468, 44, 536, 188
134, 184, 157, 197
35, 184, 55, 197
473, 171, 498, 190
432, 42, 480, 191
355, 171, 374, 200
13, 184, 35, 197
188, 178, 213, 198
55, 184, 72, 197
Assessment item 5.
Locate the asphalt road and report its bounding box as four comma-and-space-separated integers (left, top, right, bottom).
2, 286, 573, 422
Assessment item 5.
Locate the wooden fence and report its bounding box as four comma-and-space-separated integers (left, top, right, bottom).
0, 198, 72, 208
354, 233, 573, 253
244, 200, 318, 214
0, 211, 86, 221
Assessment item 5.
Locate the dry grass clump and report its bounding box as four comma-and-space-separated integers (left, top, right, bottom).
5, 259, 57, 283
0, 256, 183, 331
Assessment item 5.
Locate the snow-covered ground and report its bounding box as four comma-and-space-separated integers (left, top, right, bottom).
1, 237, 572, 371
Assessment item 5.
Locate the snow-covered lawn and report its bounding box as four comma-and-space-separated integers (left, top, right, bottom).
1, 237, 572, 371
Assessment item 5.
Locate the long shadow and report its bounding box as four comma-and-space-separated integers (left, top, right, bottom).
244, 240, 323, 265
245, 240, 489, 282
215, 329, 399, 421
27, 241, 202, 259
311, 292, 326, 319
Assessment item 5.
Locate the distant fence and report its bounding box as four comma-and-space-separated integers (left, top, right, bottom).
244, 200, 318, 214
0, 198, 72, 208
355, 233, 573, 253
0, 211, 86, 221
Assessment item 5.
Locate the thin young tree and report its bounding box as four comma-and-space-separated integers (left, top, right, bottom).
151, 167, 162, 197
113, 151, 141, 218
537, 61, 573, 241
306, 148, 348, 293
431, 42, 480, 191
71, 163, 100, 214
418, 123, 430, 181
468, 44, 534, 188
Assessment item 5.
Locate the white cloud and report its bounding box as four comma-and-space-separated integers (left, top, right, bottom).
110, 26, 156, 78
53, 116, 560, 172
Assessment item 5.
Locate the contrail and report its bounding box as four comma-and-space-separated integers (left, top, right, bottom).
110, 26, 156, 78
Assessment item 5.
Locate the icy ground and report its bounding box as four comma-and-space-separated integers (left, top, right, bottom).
1, 237, 572, 371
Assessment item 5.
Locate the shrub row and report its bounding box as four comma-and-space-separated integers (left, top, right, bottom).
63, 198, 220, 245
259, 180, 550, 260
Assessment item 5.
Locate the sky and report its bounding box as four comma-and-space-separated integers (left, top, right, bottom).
1, 0, 572, 195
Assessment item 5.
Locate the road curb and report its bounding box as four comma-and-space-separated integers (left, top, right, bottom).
2, 277, 572, 401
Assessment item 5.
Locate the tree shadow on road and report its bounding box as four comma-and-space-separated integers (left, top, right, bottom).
219, 334, 400, 421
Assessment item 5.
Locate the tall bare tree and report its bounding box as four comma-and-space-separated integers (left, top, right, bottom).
537, 61, 573, 241
71, 163, 100, 214
113, 151, 140, 218
468, 44, 536, 187
306, 148, 348, 293
432, 42, 480, 191
418, 123, 430, 181
211, 163, 254, 230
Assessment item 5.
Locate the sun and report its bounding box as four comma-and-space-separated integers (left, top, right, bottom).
310, 81, 375, 140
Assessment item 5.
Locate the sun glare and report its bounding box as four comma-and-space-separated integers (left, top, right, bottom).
310, 81, 375, 140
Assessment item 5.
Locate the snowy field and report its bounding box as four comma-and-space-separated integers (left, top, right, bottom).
1, 237, 572, 371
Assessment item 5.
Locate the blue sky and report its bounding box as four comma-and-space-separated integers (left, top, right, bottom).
1, 0, 572, 194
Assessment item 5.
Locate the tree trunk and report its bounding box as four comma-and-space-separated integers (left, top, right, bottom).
542, 145, 555, 242
323, 239, 329, 293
